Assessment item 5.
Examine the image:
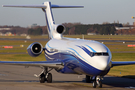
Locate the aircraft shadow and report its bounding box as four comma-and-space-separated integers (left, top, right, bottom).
102, 76, 135, 87
0, 76, 135, 88
122, 75, 135, 79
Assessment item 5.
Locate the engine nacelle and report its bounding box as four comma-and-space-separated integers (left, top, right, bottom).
55, 24, 66, 34
27, 42, 43, 57
52, 24, 66, 39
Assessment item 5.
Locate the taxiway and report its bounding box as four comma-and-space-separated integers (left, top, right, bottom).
0, 65, 135, 90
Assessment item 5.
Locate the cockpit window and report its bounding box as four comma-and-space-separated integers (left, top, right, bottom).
103, 53, 109, 56
89, 52, 109, 57
95, 53, 102, 56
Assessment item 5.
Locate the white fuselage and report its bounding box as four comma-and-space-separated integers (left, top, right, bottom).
44, 37, 112, 76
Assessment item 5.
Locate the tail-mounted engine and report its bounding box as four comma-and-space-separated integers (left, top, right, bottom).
52, 24, 66, 39
27, 42, 43, 57
56, 25, 66, 34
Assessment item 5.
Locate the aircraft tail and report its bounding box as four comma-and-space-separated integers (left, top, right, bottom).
3, 1, 83, 39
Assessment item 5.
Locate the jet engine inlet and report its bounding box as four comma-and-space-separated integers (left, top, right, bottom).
27, 42, 43, 57
32, 43, 42, 53
56, 25, 65, 34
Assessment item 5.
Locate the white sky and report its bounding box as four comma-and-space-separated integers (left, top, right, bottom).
0, 0, 135, 27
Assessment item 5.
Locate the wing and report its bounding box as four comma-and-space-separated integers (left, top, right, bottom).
2, 4, 83, 8
0, 61, 64, 69
112, 61, 135, 67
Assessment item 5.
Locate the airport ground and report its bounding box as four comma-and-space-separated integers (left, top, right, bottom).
0, 35, 135, 89
0, 65, 135, 90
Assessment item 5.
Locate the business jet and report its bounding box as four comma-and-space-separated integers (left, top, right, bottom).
1, 1, 135, 88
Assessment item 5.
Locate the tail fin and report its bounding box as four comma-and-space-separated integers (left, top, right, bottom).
3, 1, 83, 39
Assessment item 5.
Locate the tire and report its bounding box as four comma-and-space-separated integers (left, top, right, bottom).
93, 81, 97, 88
47, 73, 52, 83
39, 73, 45, 83
86, 75, 91, 83
97, 81, 102, 88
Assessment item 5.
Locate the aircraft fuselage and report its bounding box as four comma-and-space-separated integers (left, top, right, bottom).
45, 37, 112, 76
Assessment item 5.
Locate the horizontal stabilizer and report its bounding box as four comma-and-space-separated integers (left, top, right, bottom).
2, 4, 83, 9
2, 5, 47, 8
51, 5, 84, 8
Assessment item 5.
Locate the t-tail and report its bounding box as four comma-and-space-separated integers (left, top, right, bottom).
3, 1, 83, 39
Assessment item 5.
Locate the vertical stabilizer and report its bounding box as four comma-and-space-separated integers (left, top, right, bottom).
42, 2, 55, 39
42, 1, 83, 39
2, 1, 83, 39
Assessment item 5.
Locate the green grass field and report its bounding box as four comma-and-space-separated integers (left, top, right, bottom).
64, 35, 135, 40
0, 35, 135, 78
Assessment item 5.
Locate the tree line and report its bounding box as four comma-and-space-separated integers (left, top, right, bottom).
27, 23, 122, 35
64, 23, 123, 35
28, 27, 43, 35
0, 23, 123, 35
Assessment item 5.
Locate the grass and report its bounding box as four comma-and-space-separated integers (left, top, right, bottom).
64, 35, 135, 40
108, 53, 135, 78
0, 54, 45, 61
0, 35, 135, 78
0, 38, 47, 61
112, 53, 135, 61
0, 35, 48, 39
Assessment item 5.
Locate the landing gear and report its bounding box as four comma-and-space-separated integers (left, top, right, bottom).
97, 80, 102, 88
92, 76, 102, 88
47, 73, 52, 83
92, 81, 97, 88
85, 75, 92, 83
39, 73, 45, 83
34, 67, 53, 83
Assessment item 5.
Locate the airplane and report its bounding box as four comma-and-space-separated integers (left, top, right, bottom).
1, 1, 135, 88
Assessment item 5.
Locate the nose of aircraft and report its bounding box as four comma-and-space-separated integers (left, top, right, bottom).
100, 60, 108, 70
96, 57, 110, 70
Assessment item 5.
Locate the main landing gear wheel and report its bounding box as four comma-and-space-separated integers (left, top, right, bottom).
39, 67, 53, 83
39, 73, 45, 83
85, 75, 92, 83
47, 73, 52, 83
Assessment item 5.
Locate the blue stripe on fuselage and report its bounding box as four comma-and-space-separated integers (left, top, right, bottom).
44, 10, 53, 39
47, 43, 52, 48
45, 47, 103, 76
68, 48, 87, 62
76, 45, 90, 55
58, 53, 103, 76
49, 2, 55, 24
86, 45, 96, 52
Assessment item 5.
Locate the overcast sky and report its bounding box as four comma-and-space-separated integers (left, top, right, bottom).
0, 0, 135, 27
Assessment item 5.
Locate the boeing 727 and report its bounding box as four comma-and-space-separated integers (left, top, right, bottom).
1, 1, 135, 88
